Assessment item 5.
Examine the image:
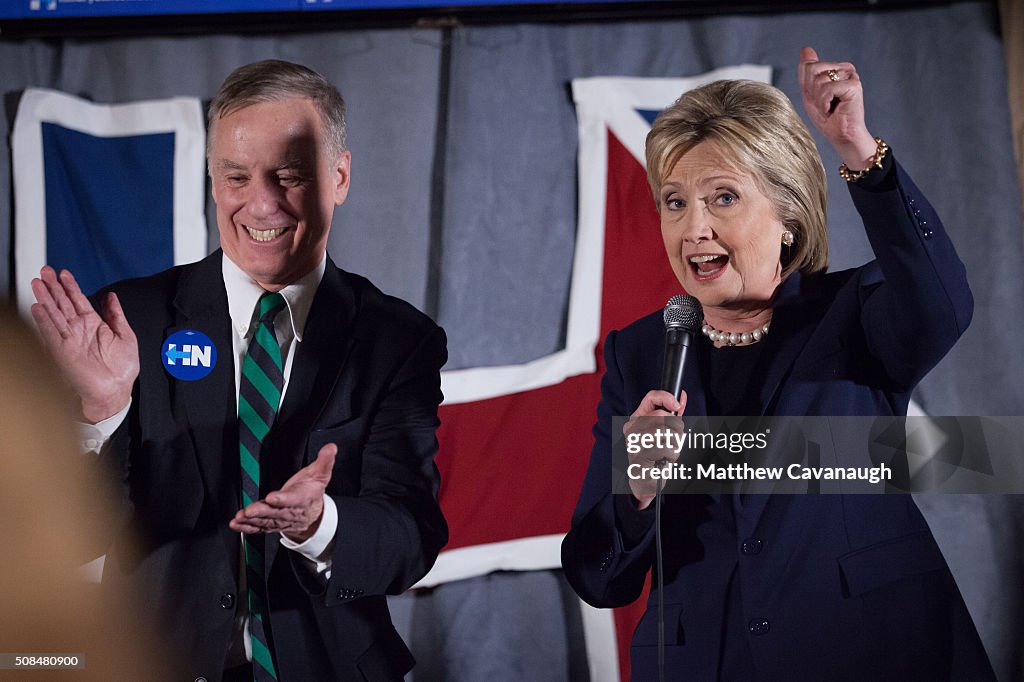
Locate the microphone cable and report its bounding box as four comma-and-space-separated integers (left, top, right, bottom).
656, 471, 666, 682
654, 294, 700, 682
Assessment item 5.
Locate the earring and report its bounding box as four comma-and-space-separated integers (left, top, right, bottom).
782, 231, 794, 247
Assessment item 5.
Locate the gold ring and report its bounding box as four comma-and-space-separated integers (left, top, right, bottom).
827, 69, 840, 82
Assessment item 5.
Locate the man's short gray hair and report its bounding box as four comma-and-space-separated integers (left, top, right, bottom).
207, 59, 346, 159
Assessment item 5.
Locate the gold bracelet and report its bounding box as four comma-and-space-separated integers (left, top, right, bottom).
838, 137, 889, 183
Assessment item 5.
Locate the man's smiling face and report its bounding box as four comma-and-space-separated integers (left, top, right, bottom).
209, 97, 350, 292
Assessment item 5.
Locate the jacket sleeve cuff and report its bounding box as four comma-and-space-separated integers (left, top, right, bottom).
614, 493, 656, 548
846, 147, 896, 192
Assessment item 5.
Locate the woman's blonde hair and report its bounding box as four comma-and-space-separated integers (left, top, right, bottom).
645, 79, 828, 276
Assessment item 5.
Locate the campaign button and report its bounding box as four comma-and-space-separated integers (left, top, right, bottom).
162, 330, 217, 381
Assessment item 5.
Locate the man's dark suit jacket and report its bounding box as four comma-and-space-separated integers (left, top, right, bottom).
93, 251, 447, 681
562, 159, 996, 679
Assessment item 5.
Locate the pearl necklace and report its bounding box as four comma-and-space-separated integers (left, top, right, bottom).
701, 319, 770, 346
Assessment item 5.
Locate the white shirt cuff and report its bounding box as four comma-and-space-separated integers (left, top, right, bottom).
78, 400, 131, 453
279, 494, 336, 576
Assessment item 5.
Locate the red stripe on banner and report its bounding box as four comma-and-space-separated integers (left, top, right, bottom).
615, 577, 651, 682
601, 129, 680, 335
434, 129, 677, 681
436, 373, 601, 550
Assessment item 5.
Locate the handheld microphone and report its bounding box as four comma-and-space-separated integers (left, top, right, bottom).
661, 294, 703, 402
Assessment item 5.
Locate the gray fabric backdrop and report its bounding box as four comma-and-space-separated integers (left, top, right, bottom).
2, 1, 1021, 679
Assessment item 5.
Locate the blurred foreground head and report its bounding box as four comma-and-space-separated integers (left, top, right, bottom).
0, 306, 171, 680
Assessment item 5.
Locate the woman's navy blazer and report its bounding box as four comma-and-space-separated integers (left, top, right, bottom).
562, 158, 995, 680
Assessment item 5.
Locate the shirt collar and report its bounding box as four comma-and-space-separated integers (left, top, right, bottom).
222, 253, 326, 342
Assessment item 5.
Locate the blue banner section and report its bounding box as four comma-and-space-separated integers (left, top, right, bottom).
42, 123, 175, 297
3, 0, 648, 18
635, 108, 661, 126
5, 0, 292, 18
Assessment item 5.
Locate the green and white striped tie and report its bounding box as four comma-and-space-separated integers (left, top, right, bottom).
238, 291, 285, 681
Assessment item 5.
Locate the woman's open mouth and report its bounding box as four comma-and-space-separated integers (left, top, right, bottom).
689, 254, 729, 281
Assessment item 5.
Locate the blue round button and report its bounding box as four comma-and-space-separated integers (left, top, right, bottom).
162, 330, 217, 381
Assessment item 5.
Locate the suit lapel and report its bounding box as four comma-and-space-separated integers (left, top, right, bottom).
739, 271, 824, 535
756, 271, 821, 415
263, 258, 358, 571
168, 251, 240, 564
639, 327, 709, 418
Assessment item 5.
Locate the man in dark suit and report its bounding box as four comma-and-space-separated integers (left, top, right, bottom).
30, 60, 447, 681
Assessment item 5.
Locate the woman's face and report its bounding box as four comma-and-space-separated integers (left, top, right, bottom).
658, 139, 786, 318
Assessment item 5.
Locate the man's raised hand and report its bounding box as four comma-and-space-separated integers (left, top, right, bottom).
30, 266, 139, 423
